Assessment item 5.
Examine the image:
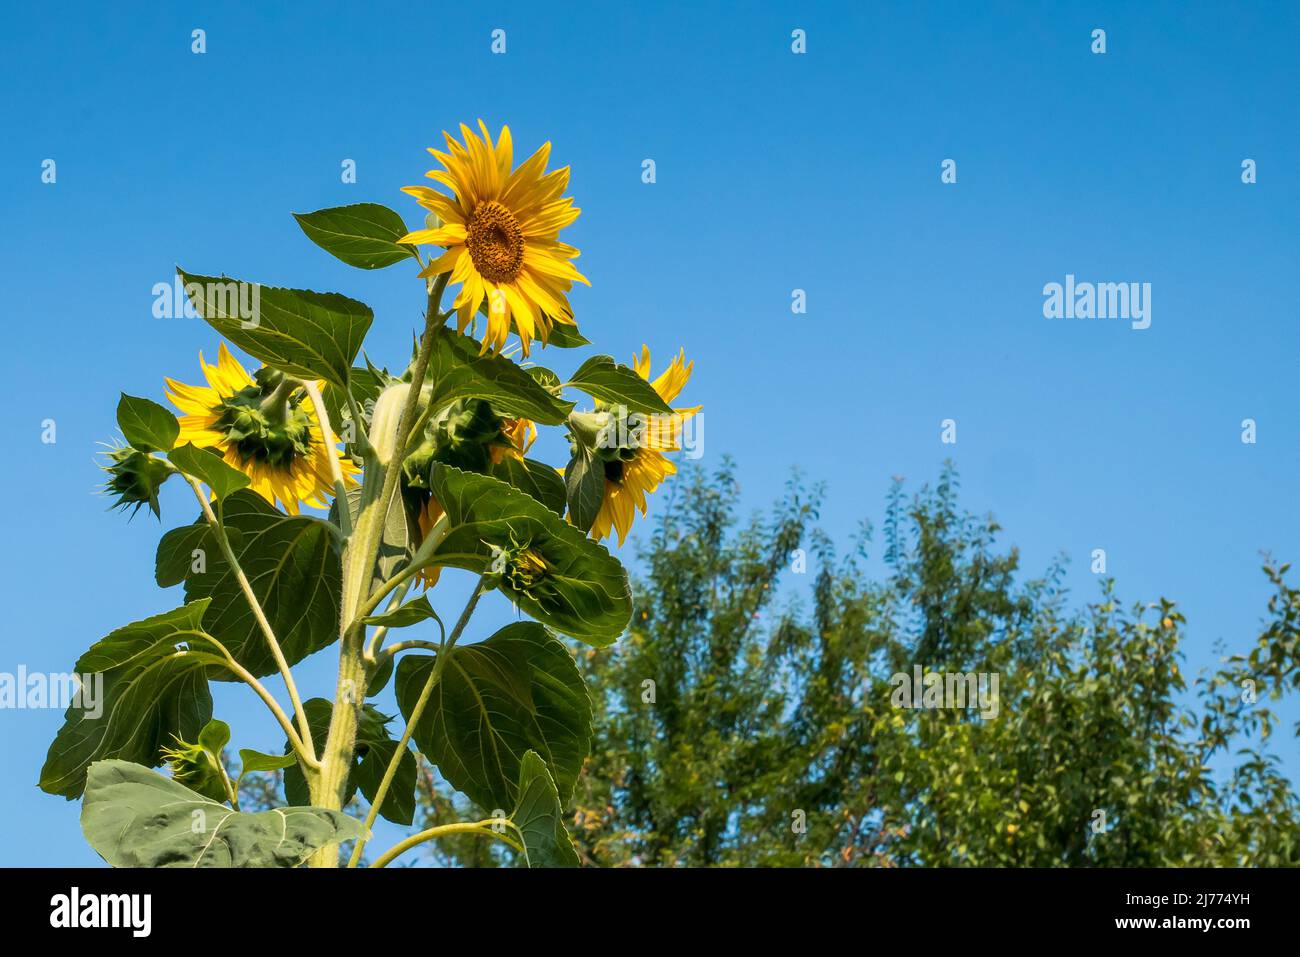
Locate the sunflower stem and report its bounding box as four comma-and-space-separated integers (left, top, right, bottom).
310, 271, 449, 867
258, 377, 297, 425
346, 574, 485, 867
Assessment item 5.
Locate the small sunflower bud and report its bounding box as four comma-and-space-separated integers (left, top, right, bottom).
103, 446, 171, 518
160, 735, 229, 803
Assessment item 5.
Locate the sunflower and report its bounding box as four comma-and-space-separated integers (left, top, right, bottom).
413, 412, 536, 589
584, 347, 700, 546
397, 121, 589, 356
164, 343, 359, 514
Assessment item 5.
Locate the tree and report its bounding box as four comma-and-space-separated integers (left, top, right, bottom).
242, 460, 1300, 867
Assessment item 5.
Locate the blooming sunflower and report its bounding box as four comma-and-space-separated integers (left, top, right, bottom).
585, 346, 699, 546
164, 344, 359, 514
397, 121, 589, 356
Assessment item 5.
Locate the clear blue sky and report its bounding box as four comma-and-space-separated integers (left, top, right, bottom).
2, 1, 1297, 865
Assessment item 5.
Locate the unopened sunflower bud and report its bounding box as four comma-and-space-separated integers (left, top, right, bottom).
160, 735, 229, 803
103, 446, 171, 518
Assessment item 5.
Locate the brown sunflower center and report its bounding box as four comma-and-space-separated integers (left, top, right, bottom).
466, 200, 524, 283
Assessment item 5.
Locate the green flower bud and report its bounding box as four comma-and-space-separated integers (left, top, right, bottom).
102, 445, 171, 518
160, 735, 230, 803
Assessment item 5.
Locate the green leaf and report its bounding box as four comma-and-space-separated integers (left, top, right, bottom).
198, 717, 231, 755
237, 749, 296, 787
184, 491, 341, 679
361, 594, 444, 631
494, 455, 567, 516
354, 738, 418, 827
81, 760, 364, 867
168, 443, 251, 500
509, 751, 580, 867
155, 521, 245, 588
367, 653, 394, 697
563, 445, 604, 531
565, 354, 673, 415
526, 366, 564, 394
430, 466, 632, 645
424, 326, 573, 426
396, 621, 592, 812
537, 323, 589, 349
293, 203, 416, 270
116, 393, 179, 453
38, 601, 214, 799
177, 268, 373, 390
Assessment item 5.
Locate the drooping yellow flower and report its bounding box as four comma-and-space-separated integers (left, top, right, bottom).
588, 347, 700, 546
397, 121, 589, 356
164, 344, 358, 514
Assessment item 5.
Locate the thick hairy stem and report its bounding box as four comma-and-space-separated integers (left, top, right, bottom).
346, 577, 485, 866
309, 274, 448, 866
185, 477, 316, 760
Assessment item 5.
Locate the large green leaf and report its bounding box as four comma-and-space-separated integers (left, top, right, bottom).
184, 491, 341, 679
429, 466, 631, 645
168, 443, 251, 500
293, 203, 416, 270
81, 760, 363, 867
396, 621, 592, 812
424, 326, 573, 426
177, 268, 372, 389
116, 393, 179, 453
493, 455, 567, 516
565, 354, 673, 415
38, 601, 215, 799
510, 751, 580, 867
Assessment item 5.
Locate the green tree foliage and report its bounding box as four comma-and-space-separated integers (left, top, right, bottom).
241, 461, 1300, 866
371, 461, 1296, 866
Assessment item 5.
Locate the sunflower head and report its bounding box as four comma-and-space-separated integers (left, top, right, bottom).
165, 344, 358, 514
398, 120, 590, 356
577, 346, 700, 546
102, 444, 171, 518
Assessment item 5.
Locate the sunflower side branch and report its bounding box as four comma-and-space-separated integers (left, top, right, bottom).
183, 476, 318, 764
184, 647, 316, 773
369, 819, 522, 869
